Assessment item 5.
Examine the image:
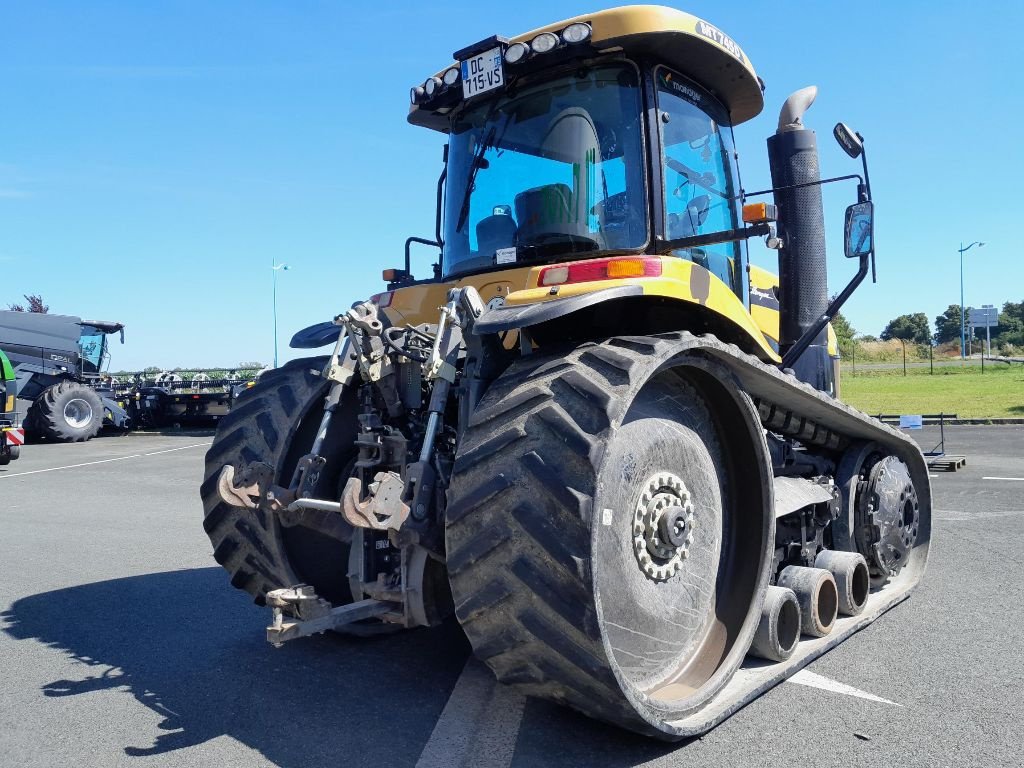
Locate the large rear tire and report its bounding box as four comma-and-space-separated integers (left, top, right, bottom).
445, 334, 774, 738
27, 381, 103, 442
199, 357, 359, 606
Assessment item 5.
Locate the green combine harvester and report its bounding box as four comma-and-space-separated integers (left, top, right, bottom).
1, 348, 24, 464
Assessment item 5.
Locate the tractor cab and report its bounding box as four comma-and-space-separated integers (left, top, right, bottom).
78, 320, 124, 377
401, 5, 875, 389
408, 7, 763, 304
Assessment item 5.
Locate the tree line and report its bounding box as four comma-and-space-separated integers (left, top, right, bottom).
6, 294, 49, 313
833, 300, 1024, 352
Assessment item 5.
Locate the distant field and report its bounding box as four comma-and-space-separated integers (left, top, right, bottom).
840, 364, 1024, 419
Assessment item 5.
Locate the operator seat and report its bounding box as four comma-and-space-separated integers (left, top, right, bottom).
476, 213, 518, 259
515, 107, 603, 244
514, 183, 575, 243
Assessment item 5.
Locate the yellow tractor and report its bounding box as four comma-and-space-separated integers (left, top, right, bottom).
203, 5, 930, 739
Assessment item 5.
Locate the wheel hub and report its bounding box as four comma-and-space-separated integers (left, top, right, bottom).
858, 455, 919, 579
63, 398, 94, 430
633, 472, 695, 581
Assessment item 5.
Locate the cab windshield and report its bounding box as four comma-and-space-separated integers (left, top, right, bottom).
78, 327, 107, 374
443, 63, 647, 277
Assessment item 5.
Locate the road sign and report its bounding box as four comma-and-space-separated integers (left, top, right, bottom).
968, 305, 998, 358
899, 415, 923, 430
968, 305, 998, 328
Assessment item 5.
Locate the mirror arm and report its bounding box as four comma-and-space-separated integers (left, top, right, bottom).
743, 173, 863, 201
404, 237, 442, 277
781, 253, 870, 371
856, 142, 875, 280
435, 145, 448, 247
857, 137, 872, 201
401, 146, 448, 281
656, 222, 771, 254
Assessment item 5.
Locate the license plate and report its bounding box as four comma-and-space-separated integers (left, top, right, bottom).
461, 46, 504, 100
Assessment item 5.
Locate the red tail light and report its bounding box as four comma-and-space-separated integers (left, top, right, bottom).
539, 256, 662, 287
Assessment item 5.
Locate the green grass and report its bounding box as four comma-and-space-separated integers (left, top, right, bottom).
841, 365, 1024, 419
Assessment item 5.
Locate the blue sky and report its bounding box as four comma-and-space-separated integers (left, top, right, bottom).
2, 1, 1021, 370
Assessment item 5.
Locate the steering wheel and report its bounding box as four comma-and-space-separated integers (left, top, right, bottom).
591, 190, 630, 222
667, 194, 711, 240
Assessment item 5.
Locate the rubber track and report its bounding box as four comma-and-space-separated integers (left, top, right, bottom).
447, 334, 679, 735
445, 331, 931, 736
199, 357, 328, 604
26, 381, 103, 442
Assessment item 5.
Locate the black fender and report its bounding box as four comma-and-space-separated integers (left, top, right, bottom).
14, 366, 65, 402
473, 286, 643, 335
290, 321, 342, 349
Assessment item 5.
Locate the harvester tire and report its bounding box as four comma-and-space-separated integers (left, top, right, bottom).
27, 381, 103, 442
200, 357, 359, 608
445, 334, 774, 738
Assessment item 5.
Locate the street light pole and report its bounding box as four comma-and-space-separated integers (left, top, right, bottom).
958, 240, 985, 359
272, 259, 290, 368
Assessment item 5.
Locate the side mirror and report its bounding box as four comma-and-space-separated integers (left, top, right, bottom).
844, 201, 873, 258
687, 194, 711, 226
833, 122, 863, 159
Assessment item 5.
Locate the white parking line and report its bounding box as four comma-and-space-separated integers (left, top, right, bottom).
788, 670, 900, 706
144, 442, 211, 456
0, 442, 211, 479
416, 658, 525, 768
935, 509, 1024, 521
982, 477, 1024, 481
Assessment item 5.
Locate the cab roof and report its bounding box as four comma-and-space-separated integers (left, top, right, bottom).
409, 5, 763, 130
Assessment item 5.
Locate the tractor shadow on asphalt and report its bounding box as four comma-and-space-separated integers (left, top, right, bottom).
1, 567, 682, 766
1, 567, 469, 767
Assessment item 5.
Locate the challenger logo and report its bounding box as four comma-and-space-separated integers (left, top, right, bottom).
749, 286, 780, 310
696, 20, 745, 65
661, 71, 703, 104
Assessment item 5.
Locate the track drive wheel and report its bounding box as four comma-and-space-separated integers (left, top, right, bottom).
835, 442, 924, 587
445, 334, 774, 738
199, 357, 359, 608
27, 381, 103, 442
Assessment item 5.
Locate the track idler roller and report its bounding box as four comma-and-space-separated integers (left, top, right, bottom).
777, 566, 838, 637
815, 550, 869, 616
749, 586, 801, 662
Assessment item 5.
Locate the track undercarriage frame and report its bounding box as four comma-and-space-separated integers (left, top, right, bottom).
214, 286, 930, 738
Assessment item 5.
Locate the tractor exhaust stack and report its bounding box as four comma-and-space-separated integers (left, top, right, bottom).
768, 87, 830, 387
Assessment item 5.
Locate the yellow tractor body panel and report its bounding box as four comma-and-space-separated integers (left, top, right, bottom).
748, 262, 781, 352
747, 262, 840, 358
382, 268, 524, 327
409, 4, 763, 130
385, 256, 780, 362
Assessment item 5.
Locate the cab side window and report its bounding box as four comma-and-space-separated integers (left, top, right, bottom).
656, 68, 741, 295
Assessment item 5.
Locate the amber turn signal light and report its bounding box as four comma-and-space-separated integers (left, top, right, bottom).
742, 203, 777, 224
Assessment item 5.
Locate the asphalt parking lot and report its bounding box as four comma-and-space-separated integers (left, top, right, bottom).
2, 425, 1023, 767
